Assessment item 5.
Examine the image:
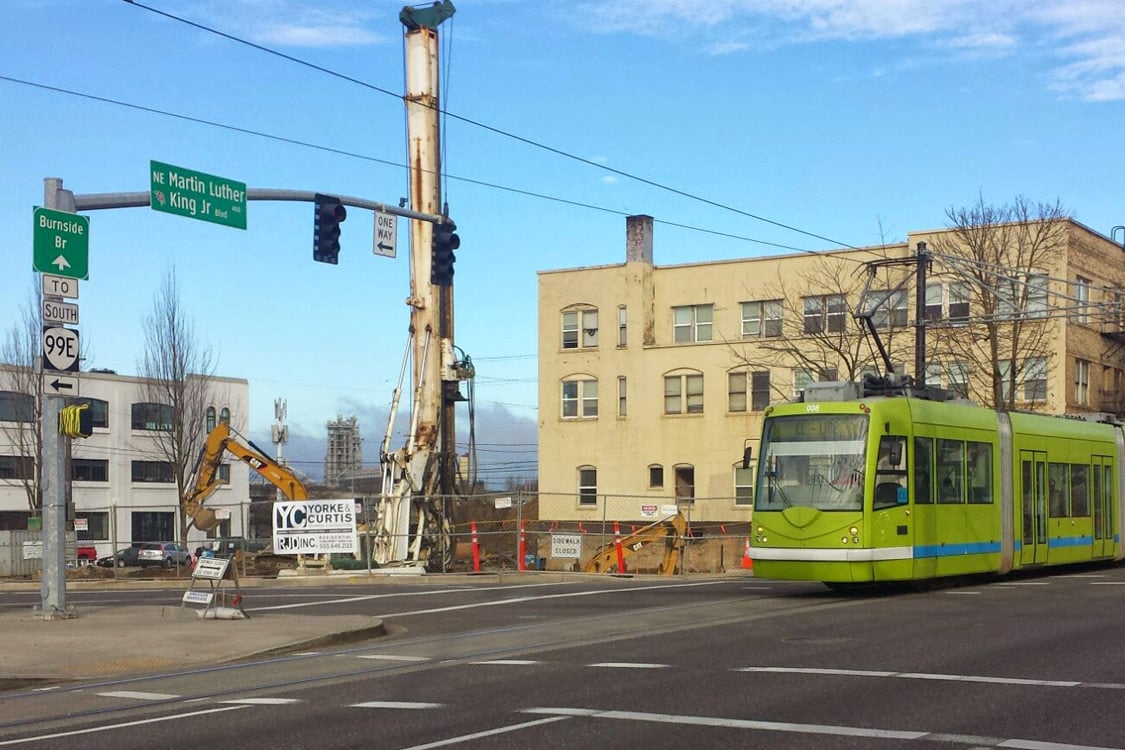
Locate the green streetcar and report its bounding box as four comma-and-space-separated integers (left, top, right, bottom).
749, 380, 1123, 585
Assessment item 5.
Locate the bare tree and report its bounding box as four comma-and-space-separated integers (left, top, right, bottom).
927, 195, 1067, 411
137, 269, 216, 543
727, 254, 914, 401
0, 287, 44, 515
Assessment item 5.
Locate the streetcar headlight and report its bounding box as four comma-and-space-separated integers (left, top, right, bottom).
841, 536, 848, 544
852, 537, 860, 544
849, 526, 858, 536
756, 525, 764, 535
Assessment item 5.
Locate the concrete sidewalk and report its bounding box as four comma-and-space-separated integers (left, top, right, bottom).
0, 603, 385, 685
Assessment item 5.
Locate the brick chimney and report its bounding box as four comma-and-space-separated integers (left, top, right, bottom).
626, 214, 653, 264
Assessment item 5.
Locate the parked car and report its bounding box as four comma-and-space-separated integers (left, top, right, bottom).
136, 542, 192, 568
96, 545, 142, 568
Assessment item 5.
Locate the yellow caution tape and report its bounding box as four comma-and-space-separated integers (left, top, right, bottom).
58, 403, 90, 439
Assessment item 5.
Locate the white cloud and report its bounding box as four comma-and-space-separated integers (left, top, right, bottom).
578, 0, 1125, 101
200, 1, 387, 49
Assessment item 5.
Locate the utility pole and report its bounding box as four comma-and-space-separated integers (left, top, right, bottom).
914, 242, 929, 387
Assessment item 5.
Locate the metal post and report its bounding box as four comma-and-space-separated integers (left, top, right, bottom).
37, 177, 74, 619
914, 242, 929, 386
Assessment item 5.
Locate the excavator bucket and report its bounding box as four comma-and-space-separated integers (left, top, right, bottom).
191, 506, 219, 532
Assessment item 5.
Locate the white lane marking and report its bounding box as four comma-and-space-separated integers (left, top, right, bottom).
370, 580, 729, 620
247, 582, 580, 612
397, 716, 571, 750
523, 707, 926, 741
96, 690, 180, 700
356, 654, 429, 662
522, 707, 1119, 749
589, 662, 668, 669
0, 705, 247, 746
219, 698, 302, 705
945, 591, 982, 595
292, 652, 322, 656
1091, 582, 1125, 586
351, 701, 444, 709
997, 582, 1051, 586
737, 667, 1086, 688
470, 659, 540, 665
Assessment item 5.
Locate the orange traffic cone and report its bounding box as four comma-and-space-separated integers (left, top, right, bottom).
741, 538, 753, 569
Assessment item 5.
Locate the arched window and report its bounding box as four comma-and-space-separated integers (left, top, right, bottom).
206, 406, 216, 432
219, 407, 230, 425
561, 305, 599, 349
65, 397, 109, 429
561, 376, 598, 418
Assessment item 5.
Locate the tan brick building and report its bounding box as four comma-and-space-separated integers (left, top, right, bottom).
537, 215, 1125, 523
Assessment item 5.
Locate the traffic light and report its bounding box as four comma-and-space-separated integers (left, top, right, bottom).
313, 194, 347, 264
59, 403, 93, 439
431, 221, 460, 286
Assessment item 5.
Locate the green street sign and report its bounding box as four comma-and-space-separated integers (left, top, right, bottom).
33, 207, 89, 280
150, 160, 247, 230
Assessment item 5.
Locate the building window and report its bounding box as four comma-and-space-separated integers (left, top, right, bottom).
1024, 357, 1047, 402
673, 304, 713, 343
664, 372, 703, 414
0, 455, 34, 480
132, 511, 174, 544
742, 300, 782, 338
674, 465, 695, 503
0, 391, 34, 423
206, 406, 216, 432
751, 371, 771, 410
578, 466, 597, 505
63, 397, 109, 429
925, 283, 943, 321
219, 407, 230, 425
72, 458, 108, 482
948, 282, 970, 323
734, 463, 754, 505
648, 464, 664, 488
728, 371, 747, 412
948, 361, 969, 397
131, 402, 173, 431
562, 378, 598, 418
217, 464, 230, 484
75, 512, 109, 541
617, 376, 627, 417
793, 369, 813, 398
1074, 276, 1091, 324
1026, 274, 1048, 318
871, 289, 908, 328
1075, 359, 1090, 405
802, 295, 846, 334
562, 308, 598, 349
924, 362, 943, 388
618, 306, 627, 347
131, 460, 174, 483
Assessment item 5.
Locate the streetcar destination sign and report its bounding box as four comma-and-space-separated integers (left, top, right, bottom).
150, 160, 247, 230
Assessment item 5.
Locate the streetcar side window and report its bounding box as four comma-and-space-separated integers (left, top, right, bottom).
937, 439, 965, 504
1048, 462, 1069, 517
1070, 464, 1089, 516
874, 436, 908, 510
967, 442, 993, 504
914, 438, 933, 505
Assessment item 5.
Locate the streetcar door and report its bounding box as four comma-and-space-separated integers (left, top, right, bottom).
1091, 457, 1113, 559
1019, 450, 1048, 565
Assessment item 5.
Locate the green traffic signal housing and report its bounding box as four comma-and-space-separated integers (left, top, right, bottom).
313, 194, 347, 264
431, 221, 460, 286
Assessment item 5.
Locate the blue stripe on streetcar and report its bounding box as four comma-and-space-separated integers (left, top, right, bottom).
1048, 535, 1094, 548
914, 542, 1001, 559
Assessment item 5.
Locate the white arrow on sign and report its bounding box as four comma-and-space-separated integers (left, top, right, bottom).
42, 326, 80, 372
43, 373, 78, 396
52, 255, 72, 272
373, 211, 397, 258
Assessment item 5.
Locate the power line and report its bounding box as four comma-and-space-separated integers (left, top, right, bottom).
121, 0, 862, 252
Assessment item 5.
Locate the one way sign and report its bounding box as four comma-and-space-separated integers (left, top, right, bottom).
373, 211, 397, 258
44, 373, 79, 396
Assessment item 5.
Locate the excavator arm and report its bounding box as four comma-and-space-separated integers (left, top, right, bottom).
184, 423, 307, 531
583, 513, 687, 575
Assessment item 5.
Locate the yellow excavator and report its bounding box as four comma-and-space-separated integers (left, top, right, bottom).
184, 422, 307, 532
583, 513, 687, 575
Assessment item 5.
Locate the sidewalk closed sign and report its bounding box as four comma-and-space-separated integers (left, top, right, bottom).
273, 499, 358, 555
551, 534, 582, 559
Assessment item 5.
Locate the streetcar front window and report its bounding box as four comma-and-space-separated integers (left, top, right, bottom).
755, 414, 868, 512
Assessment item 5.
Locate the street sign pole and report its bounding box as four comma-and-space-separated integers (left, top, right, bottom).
37, 178, 74, 620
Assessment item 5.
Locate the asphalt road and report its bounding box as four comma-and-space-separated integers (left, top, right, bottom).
2, 567, 1124, 749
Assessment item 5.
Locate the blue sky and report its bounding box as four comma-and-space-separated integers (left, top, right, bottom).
3, 0, 1125, 482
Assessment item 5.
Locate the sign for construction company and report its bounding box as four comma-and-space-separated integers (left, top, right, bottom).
272, 499, 358, 555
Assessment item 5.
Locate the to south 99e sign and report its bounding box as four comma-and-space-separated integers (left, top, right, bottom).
42, 326, 79, 372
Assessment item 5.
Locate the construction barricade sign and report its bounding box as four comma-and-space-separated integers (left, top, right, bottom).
273, 499, 358, 555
